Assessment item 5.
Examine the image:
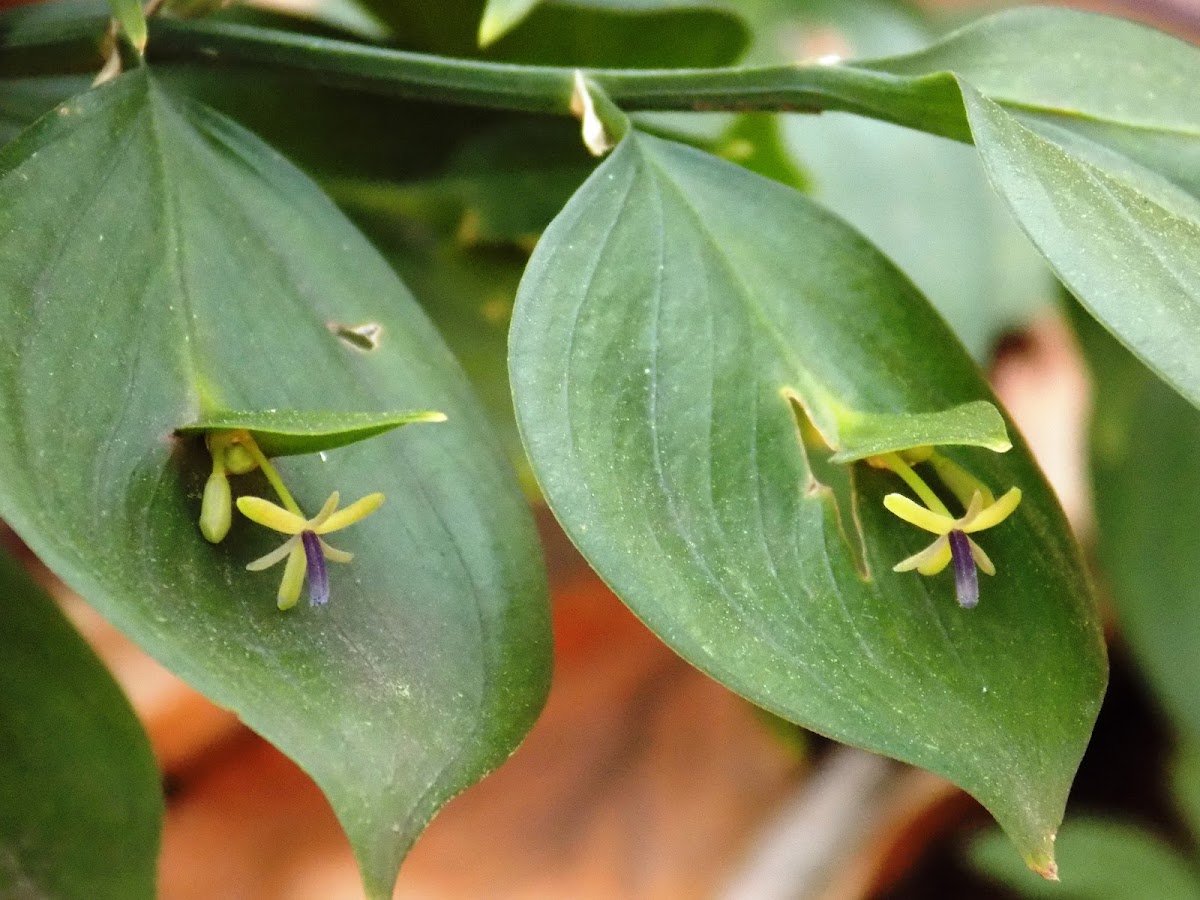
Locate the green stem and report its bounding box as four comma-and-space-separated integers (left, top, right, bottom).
241, 435, 303, 517
877, 452, 952, 518
928, 451, 994, 509
132, 18, 969, 142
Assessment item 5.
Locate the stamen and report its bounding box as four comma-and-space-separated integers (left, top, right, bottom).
301, 531, 329, 606
948, 530, 979, 609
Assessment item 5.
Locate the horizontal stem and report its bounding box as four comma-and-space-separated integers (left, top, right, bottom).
139, 18, 968, 141
0, 13, 970, 141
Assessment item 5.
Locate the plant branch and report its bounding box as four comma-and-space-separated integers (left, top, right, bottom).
139, 18, 969, 141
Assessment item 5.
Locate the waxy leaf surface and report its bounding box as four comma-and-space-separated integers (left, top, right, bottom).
510, 130, 1105, 872
0, 69, 550, 897
0, 551, 162, 899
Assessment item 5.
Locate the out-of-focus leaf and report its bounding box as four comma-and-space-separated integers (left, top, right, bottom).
1171, 742, 1200, 844
478, 0, 542, 46
0, 550, 162, 899
332, 116, 594, 246
0, 74, 91, 146
0, 70, 550, 897
510, 129, 1106, 874
713, 112, 808, 191
742, 0, 1052, 361
1074, 298, 1200, 743
970, 821, 1200, 899
859, 9, 1200, 407
356, 0, 749, 67
106, 0, 147, 52
345, 197, 535, 491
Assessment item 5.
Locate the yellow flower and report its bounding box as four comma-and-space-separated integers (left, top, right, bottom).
884, 487, 1021, 608
236, 491, 384, 610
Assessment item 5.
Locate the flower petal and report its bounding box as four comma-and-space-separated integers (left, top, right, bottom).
893, 534, 950, 573
245, 535, 300, 571
968, 537, 996, 576
315, 492, 385, 534
276, 542, 307, 611
308, 491, 341, 530
236, 496, 306, 534
318, 538, 353, 564
883, 493, 954, 534
963, 487, 1022, 533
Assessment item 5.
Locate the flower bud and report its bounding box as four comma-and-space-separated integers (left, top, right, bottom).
200, 468, 232, 543
224, 443, 258, 475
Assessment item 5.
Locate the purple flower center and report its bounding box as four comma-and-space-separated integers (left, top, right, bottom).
301, 531, 329, 606
948, 530, 978, 609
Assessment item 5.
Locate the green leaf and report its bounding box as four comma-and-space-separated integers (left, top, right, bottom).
713, 113, 808, 192
0, 550, 162, 899
761, 0, 1052, 361
107, 0, 147, 53
331, 117, 594, 247
478, 0, 542, 47
177, 408, 447, 457
347, 203, 538, 493
1171, 742, 1200, 843
958, 80, 1200, 411
0, 70, 550, 897
970, 821, 1200, 899
509, 130, 1106, 874
1073, 298, 1200, 743
353, 0, 749, 67
860, 8, 1200, 407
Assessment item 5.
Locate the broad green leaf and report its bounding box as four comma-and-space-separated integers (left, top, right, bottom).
0, 69, 550, 897
478, 0, 542, 47
106, 0, 146, 53
1073, 299, 1200, 743
0, 550, 162, 899
958, 81, 1200, 412
970, 821, 1200, 899
178, 408, 446, 457
509, 130, 1106, 874
858, 8, 1200, 407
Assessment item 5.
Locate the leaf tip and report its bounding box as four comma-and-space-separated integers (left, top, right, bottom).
1023, 833, 1059, 881
477, 14, 506, 48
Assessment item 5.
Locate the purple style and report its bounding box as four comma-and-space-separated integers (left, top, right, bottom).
948, 530, 978, 609
301, 531, 329, 606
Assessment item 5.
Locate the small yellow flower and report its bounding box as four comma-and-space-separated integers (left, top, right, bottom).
236, 491, 384, 610
884, 487, 1021, 608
